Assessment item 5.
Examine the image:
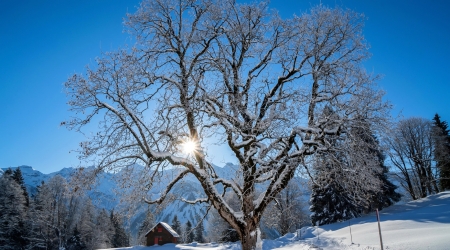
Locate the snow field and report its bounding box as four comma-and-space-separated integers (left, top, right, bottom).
101, 191, 450, 250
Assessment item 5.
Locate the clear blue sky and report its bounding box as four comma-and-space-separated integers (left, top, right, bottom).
1, 0, 449, 174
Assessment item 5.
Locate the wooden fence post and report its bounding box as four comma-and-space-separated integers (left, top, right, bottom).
376, 209, 384, 250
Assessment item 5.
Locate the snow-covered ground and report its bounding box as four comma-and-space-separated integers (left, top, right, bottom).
101, 191, 450, 250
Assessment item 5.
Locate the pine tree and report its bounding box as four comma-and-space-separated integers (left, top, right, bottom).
28, 181, 49, 249
185, 220, 194, 243
220, 225, 240, 243
12, 167, 29, 206
351, 124, 401, 212
138, 209, 154, 245
0, 172, 29, 249
110, 210, 129, 248
171, 215, 181, 235
31, 180, 68, 249
194, 216, 204, 243
3, 168, 13, 176
366, 150, 401, 211
432, 113, 450, 190
30, 180, 71, 249
96, 209, 113, 247
310, 174, 360, 226
66, 226, 87, 250
309, 107, 361, 226
79, 198, 97, 249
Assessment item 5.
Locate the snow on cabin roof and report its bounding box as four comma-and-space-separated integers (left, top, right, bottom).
159, 222, 180, 237
145, 222, 180, 237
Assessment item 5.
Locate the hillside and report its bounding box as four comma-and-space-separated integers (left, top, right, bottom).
100, 191, 450, 250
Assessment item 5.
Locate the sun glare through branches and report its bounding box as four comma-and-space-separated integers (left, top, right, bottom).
181, 139, 198, 155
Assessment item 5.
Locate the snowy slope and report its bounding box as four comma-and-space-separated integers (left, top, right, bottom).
100, 191, 450, 250
319, 191, 450, 249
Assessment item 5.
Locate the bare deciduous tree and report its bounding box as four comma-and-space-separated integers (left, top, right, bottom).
387, 117, 439, 200
262, 179, 308, 236
64, 1, 389, 249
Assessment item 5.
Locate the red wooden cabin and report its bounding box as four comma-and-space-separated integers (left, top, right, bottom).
145, 222, 180, 246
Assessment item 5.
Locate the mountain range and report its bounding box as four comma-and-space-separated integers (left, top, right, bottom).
0, 164, 253, 237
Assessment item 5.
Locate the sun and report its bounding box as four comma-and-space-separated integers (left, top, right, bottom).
181, 139, 198, 154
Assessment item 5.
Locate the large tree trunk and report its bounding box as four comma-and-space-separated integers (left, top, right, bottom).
426, 164, 440, 193
405, 174, 418, 200
240, 221, 261, 250
419, 166, 428, 198
236, 191, 263, 250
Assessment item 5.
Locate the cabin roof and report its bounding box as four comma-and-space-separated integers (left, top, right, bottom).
145, 222, 180, 237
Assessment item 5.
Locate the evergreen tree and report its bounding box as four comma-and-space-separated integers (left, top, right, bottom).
41, 175, 69, 249
110, 211, 129, 248
3, 168, 13, 176
78, 198, 97, 249
185, 220, 194, 243
194, 216, 204, 243
66, 226, 87, 250
138, 209, 154, 245
171, 215, 181, 235
432, 113, 450, 190
12, 167, 29, 206
351, 122, 401, 212
96, 209, 113, 247
220, 225, 240, 243
0, 173, 29, 249
27, 177, 134, 250
366, 150, 402, 211
309, 107, 361, 226
28, 181, 50, 249
310, 171, 360, 226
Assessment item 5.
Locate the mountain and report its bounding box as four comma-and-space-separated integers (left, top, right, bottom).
0, 165, 216, 236
2, 164, 311, 239
0, 165, 75, 195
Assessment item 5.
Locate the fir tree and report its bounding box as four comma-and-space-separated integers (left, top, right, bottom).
110, 210, 129, 248
185, 220, 194, 243
366, 150, 402, 211
194, 216, 204, 243
171, 215, 181, 235
351, 124, 401, 212
97, 209, 113, 247
66, 226, 87, 250
12, 168, 29, 206
0, 173, 29, 249
220, 225, 240, 243
28, 181, 49, 249
310, 173, 360, 226
28, 176, 71, 249
138, 209, 154, 245
78, 199, 97, 249
309, 107, 361, 226
432, 113, 450, 190
3, 168, 13, 176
